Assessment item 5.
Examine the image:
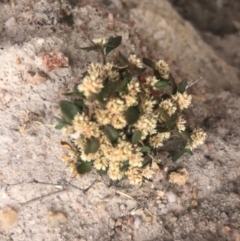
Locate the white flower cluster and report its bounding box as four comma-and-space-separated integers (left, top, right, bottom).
155, 60, 170, 79
92, 38, 107, 46
78, 62, 120, 97
186, 128, 206, 150
59, 51, 206, 185
128, 54, 143, 68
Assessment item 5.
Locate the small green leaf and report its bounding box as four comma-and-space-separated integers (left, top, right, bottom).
172, 148, 191, 162
74, 99, 85, 109
84, 137, 100, 154
177, 79, 188, 93
166, 113, 178, 130
169, 73, 177, 95
166, 120, 175, 130
116, 71, 130, 92
97, 168, 108, 175
118, 51, 129, 64
142, 156, 152, 167
120, 160, 129, 172
60, 101, 80, 122
55, 117, 69, 130
77, 162, 92, 174
63, 92, 84, 98
155, 81, 170, 89
80, 45, 102, 53
140, 146, 151, 153
125, 106, 140, 125
180, 130, 192, 141
105, 125, 119, 144
132, 130, 142, 144
142, 57, 156, 69
105, 36, 122, 55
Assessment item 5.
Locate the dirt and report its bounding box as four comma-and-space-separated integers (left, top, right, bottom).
0, 0, 240, 241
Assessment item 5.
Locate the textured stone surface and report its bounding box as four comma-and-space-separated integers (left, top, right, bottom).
0, 0, 240, 241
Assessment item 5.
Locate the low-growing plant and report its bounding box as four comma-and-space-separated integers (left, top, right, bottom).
56, 36, 206, 185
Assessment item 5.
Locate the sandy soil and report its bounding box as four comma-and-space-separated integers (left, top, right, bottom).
0, 1, 240, 241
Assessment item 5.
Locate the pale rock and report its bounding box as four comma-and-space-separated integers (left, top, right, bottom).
25, 71, 48, 85
221, 225, 231, 234
134, 216, 142, 229
41, 51, 69, 72
166, 191, 177, 203
47, 211, 68, 226
0, 208, 18, 228
5, 17, 17, 28
168, 168, 189, 185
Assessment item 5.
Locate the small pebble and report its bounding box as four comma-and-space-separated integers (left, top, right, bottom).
222, 226, 231, 234
127, 216, 134, 227
5, 17, 17, 28
166, 191, 177, 203
134, 216, 142, 229
119, 204, 126, 211
47, 211, 67, 226
0, 208, 18, 228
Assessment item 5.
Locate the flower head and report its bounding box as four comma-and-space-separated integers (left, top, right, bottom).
149, 132, 170, 148
155, 60, 170, 79
172, 92, 192, 110
128, 54, 143, 68
73, 113, 100, 138
176, 116, 186, 132
159, 99, 177, 116
92, 38, 107, 46
186, 128, 206, 150
126, 168, 143, 186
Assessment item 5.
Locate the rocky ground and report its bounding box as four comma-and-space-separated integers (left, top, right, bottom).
0, 0, 240, 241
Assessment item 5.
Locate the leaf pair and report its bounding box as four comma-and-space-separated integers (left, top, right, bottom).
81, 36, 122, 56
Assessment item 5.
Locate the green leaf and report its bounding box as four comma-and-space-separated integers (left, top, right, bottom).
84, 137, 100, 154
142, 156, 152, 167
172, 148, 192, 162
96, 82, 117, 103
177, 79, 188, 93
125, 106, 140, 125
60, 101, 80, 122
166, 113, 178, 130
180, 130, 192, 141
97, 168, 108, 175
63, 92, 84, 98
166, 120, 175, 130
155, 80, 170, 89
132, 130, 142, 144
105, 36, 122, 55
140, 146, 151, 153
118, 51, 129, 64
77, 162, 92, 174
120, 160, 129, 172
55, 117, 69, 130
142, 57, 156, 69
80, 45, 102, 52
169, 73, 177, 95
116, 71, 130, 92
74, 99, 85, 109
105, 125, 119, 144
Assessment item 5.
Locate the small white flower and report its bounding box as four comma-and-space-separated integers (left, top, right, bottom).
128, 54, 143, 68
155, 60, 170, 79
176, 116, 186, 132
186, 128, 206, 150
159, 99, 177, 116
172, 92, 192, 110
92, 38, 107, 46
